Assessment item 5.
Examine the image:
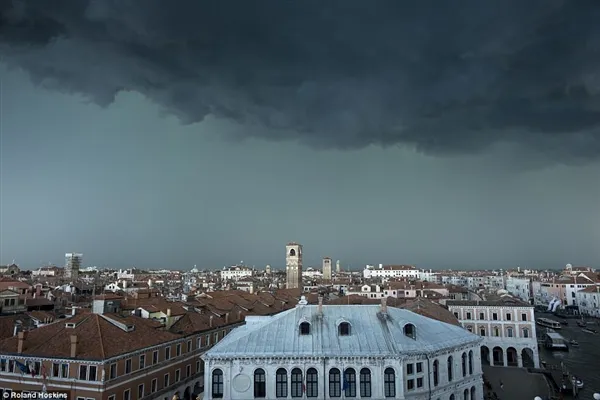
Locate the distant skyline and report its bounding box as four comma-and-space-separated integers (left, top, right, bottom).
1, 2, 599, 270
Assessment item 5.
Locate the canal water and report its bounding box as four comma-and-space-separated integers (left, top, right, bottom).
537, 319, 600, 397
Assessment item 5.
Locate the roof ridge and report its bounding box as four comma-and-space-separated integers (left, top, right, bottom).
95, 315, 106, 359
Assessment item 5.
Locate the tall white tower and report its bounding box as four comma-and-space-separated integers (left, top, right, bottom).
286, 242, 303, 290
336, 259, 341, 274
322, 257, 332, 281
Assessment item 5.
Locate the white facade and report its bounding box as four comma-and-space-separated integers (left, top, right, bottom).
448, 299, 539, 369
576, 285, 600, 317
220, 266, 254, 281
203, 302, 484, 400
303, 268, 323, 278
363, 264, 420, 280
505, 277, 531, 303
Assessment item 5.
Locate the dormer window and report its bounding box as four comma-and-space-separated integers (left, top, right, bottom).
338, 322, 351, 336
300, 321, 311, 335
403, 323, 416, 339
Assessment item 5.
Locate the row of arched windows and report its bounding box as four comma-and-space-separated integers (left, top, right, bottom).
211, 367, 398, 398
212, 351, 477, 399
467, 325, 530, 338
432, 350, 475, 387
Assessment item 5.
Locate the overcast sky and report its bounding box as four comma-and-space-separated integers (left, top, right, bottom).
1, 1, 600, 270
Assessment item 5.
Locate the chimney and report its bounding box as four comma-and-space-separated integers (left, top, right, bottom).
318, 295, 323, 315
166, 308, 172, 317
209, 316, 214, 328
225, 312, 230, 324
71, 307, 76, 316
70, 335, 78, 358
36, 285, 42, 297
381, 297, 388, 314
17, 331, 26, 353
13, 324, 19, 337
237, 310, 242, 320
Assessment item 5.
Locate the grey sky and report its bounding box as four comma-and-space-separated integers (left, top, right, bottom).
1, 1, 600, 270
2, 65, 599, 270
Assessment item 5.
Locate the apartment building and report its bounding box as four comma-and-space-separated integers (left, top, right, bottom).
0, 280, 30, 314
219, 266, 253, 281
0, 296, 240, 400
576, 285, 600, 317
447, 295, 539, 369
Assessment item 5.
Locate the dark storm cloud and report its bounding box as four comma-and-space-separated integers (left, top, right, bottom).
3, 0, 600, 160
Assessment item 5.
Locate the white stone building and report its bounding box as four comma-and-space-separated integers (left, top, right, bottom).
220, 265, 254, 281
576, 285, 600, 318
203, 298, 484, 400
363, 264, 420, 280
505, 277, 531, 303
447, 296, 539, 369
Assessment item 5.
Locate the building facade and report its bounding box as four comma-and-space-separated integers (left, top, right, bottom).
286, 243, 303, 290
576, 285, 600, 318
447, 297, 539, 369
0, 296, 241, 400
203, 298, 484, 400
220, 266, 254, 281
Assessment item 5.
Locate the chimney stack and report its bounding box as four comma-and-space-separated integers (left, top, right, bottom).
209, 316, 214, 328
72, 307, 77, 316
17, 331, 26, 354
225, 313, 230, 324
70, 335, 78, 358
166, 308, 172, 317
381, 297, 388, 314
237, 310, 242, 320
318, 295, 323, 315
36, 285, 42, 297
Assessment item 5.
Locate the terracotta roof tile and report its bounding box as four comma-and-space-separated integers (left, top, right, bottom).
0, 312, 182, 360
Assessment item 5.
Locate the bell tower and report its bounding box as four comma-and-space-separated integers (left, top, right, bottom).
286, 242, 303, 290
322, 257, 332, 281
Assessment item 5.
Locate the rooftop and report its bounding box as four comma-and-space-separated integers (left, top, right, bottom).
204, 304, 480, 359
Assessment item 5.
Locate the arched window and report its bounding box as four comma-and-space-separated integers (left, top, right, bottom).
463, 388, 469, 400
432, 359, 439, 386
344, 368, 356, 397
329, 368, 341, 398
450, 395, 455, 400
523, 328, 530, 338
466, 325, 473, 333
447, 356, 453, 382
470, 386, 476, 399
291, 368, 303, 398
339, 322, 351, 336
289, 249, 296, 256
306, 368, 318, 398
479, 327, 486, 336
461, 352, 467, 377
404, 323, 416, 339
507, 327, 514, 337
493, 327, 500, 337
300, 321, 311, 335
384, 367, 395, 397
275, 368, 287, 398
468, 350, 473, 375
254, 369, 266, 398
212, 369, 224, 398
359, 368, 371, 397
